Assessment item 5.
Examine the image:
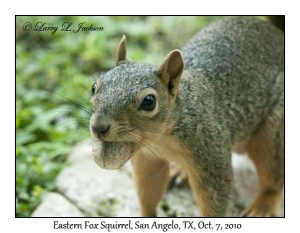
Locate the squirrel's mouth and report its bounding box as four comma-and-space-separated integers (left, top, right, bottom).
92, 139, 134, 170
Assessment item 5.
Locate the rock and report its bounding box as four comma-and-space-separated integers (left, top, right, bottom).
31, 192, 85, 217
56, 140, 139, 217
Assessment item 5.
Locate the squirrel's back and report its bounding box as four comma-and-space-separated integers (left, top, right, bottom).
177, 16, 284, 143
182, 16, 283, 72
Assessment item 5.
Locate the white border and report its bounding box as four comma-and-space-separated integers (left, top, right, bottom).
2, 0, 298, 232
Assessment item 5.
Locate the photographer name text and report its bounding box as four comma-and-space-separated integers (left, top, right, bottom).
23, 22, 104, 34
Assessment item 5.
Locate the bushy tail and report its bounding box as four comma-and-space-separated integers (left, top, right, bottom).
266, 16, 285, 32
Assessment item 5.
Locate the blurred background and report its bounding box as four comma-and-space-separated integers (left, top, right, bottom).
17, 16, 269, 217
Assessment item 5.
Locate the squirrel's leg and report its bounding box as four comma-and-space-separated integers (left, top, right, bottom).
186, 152, 233, 217
131, 152, 169, 217
242, 99, 284, 217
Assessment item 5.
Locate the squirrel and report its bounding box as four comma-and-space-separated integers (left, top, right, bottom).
89, 16, 284, 217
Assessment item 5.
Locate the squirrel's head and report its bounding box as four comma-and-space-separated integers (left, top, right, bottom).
90, 35, 184, 169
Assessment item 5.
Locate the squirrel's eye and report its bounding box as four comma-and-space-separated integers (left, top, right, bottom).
91, 83, 97, 96
140, 94, 156, 111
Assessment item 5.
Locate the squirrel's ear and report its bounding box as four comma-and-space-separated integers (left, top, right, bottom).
116, 35, 130, 65
157, 50, 184, 96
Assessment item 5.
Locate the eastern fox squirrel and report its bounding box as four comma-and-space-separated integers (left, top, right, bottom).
90, 16, 284, 217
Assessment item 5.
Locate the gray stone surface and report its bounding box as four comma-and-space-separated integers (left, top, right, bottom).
56, 140, 139, 217
32, 140, 284, 217
31, 192, 85, 217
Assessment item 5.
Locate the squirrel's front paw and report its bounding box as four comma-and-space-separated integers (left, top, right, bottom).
241, 206, 279, 217
241, 191, 282, 217
168, 162, 189, 189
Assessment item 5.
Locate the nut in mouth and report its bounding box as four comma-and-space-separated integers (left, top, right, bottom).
92, 139, 134, 170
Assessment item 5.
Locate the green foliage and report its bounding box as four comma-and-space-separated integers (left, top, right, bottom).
16, 16, 224, 217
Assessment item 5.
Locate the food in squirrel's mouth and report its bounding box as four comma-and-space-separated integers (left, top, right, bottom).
92, 139, 133, 170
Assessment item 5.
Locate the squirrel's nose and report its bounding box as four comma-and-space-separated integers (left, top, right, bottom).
92, 123, 111, 139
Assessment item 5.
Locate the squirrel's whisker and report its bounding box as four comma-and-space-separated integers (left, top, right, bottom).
125, 132, 181, 181
131, 130, 190, 165
126, 132, 168, 163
